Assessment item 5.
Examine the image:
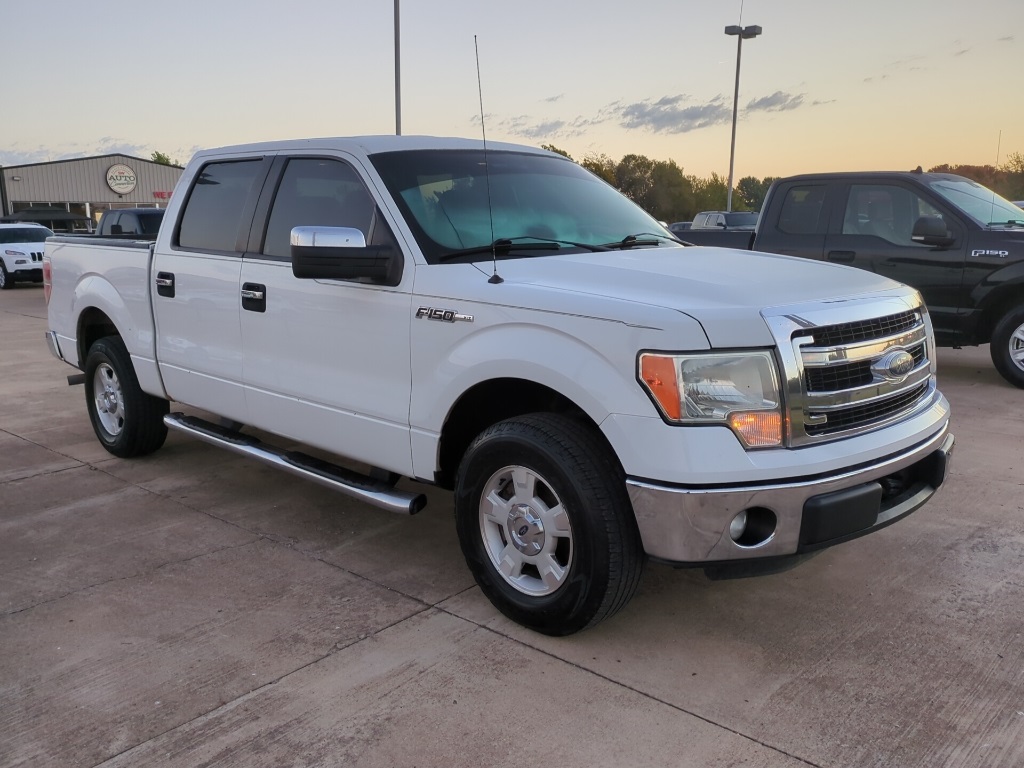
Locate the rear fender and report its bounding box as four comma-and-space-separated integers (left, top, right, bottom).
72, 275, 167, 399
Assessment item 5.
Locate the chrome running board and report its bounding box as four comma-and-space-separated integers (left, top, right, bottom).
163, 412, 426, 515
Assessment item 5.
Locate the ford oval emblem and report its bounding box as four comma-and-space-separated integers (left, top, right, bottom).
873, 349, 915, 382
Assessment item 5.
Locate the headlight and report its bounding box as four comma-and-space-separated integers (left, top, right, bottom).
5, 250, 26, 256
639, 350, 783, 448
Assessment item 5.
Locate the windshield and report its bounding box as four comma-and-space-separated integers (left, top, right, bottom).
0, 227, 53, 244
369, 149, 672, 263
927, 177, 1024, 226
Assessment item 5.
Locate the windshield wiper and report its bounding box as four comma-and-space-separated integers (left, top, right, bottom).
601, 233, 682, 249
438, 236, 609, 263
986, 219, 1024, 228
438, 239, 558, 262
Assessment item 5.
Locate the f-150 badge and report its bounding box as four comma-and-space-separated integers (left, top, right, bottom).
971, 249, 1009, 258
416, 306, 474, 323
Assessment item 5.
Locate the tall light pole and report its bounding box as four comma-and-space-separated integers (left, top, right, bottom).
724, 23, 761, 212
394, 0, 402, 135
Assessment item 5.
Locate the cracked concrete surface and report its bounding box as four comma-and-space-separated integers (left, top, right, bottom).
1, 285, 1022, 767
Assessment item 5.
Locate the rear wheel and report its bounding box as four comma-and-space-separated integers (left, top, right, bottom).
454, 413, 645, 635
990, 305, 1024, 389
84, 336, 169, 457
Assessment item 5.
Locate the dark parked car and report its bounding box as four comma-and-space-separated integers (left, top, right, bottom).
690, 210, 759, 230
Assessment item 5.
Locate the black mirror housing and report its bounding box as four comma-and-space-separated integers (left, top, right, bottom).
290, 226, 399, 285
911, 216, 954, 247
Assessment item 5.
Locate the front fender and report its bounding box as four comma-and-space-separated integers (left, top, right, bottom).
973, 256, 1024, 298
408, 308, 709, 477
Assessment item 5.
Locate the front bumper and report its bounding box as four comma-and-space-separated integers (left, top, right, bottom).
627, 426, 953, 564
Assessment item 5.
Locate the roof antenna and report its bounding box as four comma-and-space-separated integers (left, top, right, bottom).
475, 35, 503, 284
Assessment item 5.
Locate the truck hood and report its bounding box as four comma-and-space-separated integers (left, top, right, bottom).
495, 245, 907, 347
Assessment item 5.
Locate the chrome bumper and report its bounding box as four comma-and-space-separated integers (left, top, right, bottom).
627, 427, 953, 564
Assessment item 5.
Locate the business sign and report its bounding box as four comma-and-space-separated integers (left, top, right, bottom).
106, 164, 137, 195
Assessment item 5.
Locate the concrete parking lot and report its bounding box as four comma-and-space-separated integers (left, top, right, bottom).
1, 283, 1021, 767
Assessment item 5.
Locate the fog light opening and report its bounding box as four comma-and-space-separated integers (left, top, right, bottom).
730, 507, 777, 548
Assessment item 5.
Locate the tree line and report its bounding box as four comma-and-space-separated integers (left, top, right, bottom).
151, 145, 1024, 224
542, 145, 1024, 224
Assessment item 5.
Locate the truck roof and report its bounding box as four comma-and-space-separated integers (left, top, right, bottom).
196, 135, 552, 160
779, 170, 968, 183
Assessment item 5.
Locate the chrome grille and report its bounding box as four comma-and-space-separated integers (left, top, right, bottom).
805, 340, 927, 392
807, 310, 920, 347
805, 382, 929, 436
764, 298, 938, 447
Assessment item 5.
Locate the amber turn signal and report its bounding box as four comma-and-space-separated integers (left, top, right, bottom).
728, 411, 783, 448
639, 355, 681, 421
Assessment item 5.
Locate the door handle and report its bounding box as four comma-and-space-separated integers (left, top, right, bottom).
241, 282, 267, 313
827, 250, 855, 263
155, 272, 175, 298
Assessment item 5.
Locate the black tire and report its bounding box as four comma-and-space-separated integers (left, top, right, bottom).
84, 336, 170, 457
0, 262, 12, 290
990, 305, 1024, 389
454, 413, 645, 636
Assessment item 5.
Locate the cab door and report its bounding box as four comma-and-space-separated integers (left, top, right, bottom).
824, 181, 967, 340
238, 154, 414, 474
151, 156, 271, 422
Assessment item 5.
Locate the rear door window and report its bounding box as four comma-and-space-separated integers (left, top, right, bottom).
778, 185, 827, 234
177, 160, 265, 253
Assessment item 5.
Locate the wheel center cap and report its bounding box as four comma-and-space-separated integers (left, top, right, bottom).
508, 504, 545, 555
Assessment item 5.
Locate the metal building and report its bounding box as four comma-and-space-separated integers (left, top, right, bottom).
0, 154, 183, 232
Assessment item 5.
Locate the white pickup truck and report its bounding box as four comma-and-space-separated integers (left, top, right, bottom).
44, 136, 954, 635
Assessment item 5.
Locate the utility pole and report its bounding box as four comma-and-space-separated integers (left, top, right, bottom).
395, 0, 402, 135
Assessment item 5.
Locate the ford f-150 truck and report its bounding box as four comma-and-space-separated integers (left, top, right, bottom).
683, 171, 1024, 388
44, 137, 954, 635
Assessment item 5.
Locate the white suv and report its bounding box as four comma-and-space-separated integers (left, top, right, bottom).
0, 223, 52, 289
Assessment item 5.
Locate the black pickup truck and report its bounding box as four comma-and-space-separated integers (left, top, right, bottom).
683, 171, 1024, 388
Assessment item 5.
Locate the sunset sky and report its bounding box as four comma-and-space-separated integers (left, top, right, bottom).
2, 0, 1020, 180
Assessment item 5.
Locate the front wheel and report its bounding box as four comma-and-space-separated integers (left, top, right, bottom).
84, 336, 170, 457
990, 305, 1024, 389
454, 413, 645, 635
0, 262, 11, 290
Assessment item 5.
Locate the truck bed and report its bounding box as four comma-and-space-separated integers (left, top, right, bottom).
44, 236, 162, 395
